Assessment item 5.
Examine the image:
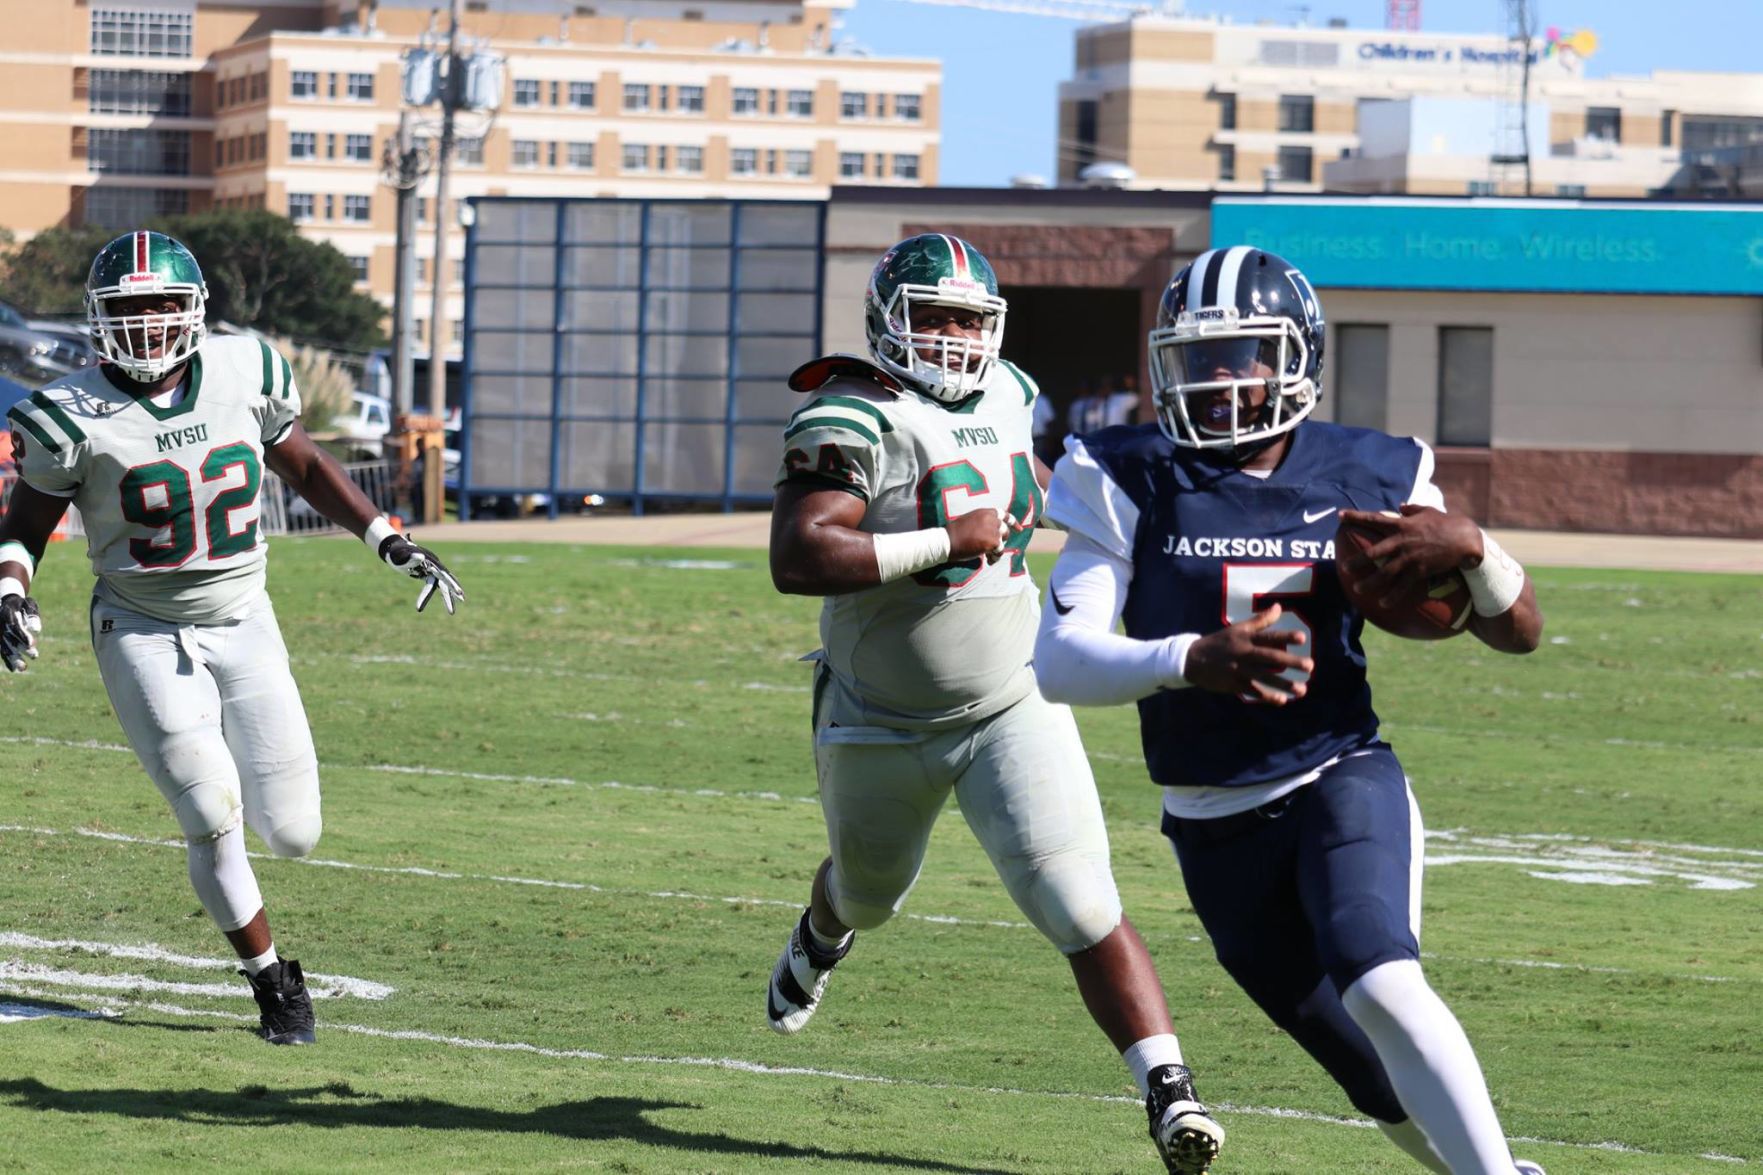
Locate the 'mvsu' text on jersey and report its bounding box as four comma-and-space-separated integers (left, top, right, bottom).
155, 422, 209, 452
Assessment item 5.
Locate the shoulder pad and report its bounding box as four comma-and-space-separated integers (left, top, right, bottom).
788, 354, 903, 395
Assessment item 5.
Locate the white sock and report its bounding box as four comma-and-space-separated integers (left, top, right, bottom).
805, 915, 852, 956
186, 824, 263, 932
1343, 960, 1515, 1174
240, 945, 278, 976
1378, 1117, 1452, 1174
1122, 1034, 1185, 1097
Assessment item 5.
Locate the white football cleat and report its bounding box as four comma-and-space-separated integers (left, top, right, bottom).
1146, 1063, 1225, 1174
1514, 1162, 1547, 1175
766, 909, 852, 1035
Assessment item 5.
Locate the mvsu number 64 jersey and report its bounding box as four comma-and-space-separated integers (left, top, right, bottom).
8, 335, 300, 624
777, 359, 1046, 729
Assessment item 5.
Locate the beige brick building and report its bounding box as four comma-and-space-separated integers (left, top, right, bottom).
0, 0, 940, 355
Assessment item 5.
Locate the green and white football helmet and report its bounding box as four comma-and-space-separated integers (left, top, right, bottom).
864, 234, 1006, 402
85, 230, 209, 380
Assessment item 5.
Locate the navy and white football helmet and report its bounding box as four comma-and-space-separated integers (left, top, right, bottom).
1148, 246, 1325, 452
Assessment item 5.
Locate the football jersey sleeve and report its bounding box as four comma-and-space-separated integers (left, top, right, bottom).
251, 339, 302, 445
1043, 435, 1140, 561
1407, 438, 1446, 511
6, 392, 86, 497
776, 393, 889, 501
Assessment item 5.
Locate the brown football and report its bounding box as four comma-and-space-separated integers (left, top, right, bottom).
1334, 520, 1473, 641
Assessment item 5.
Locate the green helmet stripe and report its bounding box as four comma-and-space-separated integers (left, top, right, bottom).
27, 392, 87, 445
7, 405, 62, 456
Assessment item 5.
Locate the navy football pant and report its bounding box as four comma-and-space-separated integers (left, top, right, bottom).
1164, 746, 1419, 1123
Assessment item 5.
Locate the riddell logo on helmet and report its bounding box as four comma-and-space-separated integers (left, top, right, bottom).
936, 277, 982, 293
119, 273, 164, 293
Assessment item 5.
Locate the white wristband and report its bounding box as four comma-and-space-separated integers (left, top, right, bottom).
873, 527, 953, 583
1165, 633, 1201, 687
1464, 529, 1526, 617
0, 541, 33, 577
363, 515, 399, 553
0, 576, 26, 601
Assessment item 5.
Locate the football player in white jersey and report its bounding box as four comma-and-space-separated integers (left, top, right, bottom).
0, 230, 463, 1045
763, 234, 1225, 1174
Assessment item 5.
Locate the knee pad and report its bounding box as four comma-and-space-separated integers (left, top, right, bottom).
261, 811, 322, 859
159, 732, 243, 843
242, 757, 322, 858
824, 866, 909, 932
1007, 853, 1123, 955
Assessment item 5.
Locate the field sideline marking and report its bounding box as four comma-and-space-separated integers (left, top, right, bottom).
0, 984, 1746, 1167
0, 933, 392, 1000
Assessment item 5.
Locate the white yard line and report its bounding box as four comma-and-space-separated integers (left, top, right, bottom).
0, 933, 392, 999
0, 984, 1745, 1166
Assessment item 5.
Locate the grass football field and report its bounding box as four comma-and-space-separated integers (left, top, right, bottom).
1, 536, 1759, 1173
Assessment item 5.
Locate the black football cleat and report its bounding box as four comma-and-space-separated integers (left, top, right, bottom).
1146, 1063, 1225, 1174
766, 908, 853, 1035
243, 959, 316, 1046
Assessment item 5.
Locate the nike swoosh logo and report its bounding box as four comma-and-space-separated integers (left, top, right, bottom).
1050, 588, 1074, 616
1302, 507, 1337, 524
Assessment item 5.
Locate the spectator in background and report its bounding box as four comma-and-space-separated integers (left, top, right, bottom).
1031, 378, 1060, 468
1068, 373, 1140, 437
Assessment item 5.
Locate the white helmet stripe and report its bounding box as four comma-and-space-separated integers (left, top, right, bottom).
1216, 246, 1252, 311
1185, 249, 1218, 313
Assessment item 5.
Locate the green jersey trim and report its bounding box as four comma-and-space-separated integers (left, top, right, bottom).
132, 353, 205, 421
783, 415, 882, 447
790, 395, 894, 433
779, 470, 870, 501
999, 360, 1037, 406
6, 406, 61, 455
259, 341, 275, 398
26, 392, 89, 446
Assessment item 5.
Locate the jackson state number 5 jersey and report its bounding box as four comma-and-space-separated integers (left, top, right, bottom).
9, 336, 300, 624
1045, 419, 1445, 790
776, 359, 1046, 729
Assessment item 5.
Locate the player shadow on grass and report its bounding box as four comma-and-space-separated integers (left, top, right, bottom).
0, 1078, 1016, 1174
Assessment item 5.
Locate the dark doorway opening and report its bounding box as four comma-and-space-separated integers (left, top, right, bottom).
999, 285, 1144, 441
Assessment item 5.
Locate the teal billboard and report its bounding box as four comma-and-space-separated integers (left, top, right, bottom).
1210, 198, 1763, 296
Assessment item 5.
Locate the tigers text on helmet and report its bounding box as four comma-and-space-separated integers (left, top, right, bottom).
864, 234, 1007, 403
86, 230, 209, 381
1148, 246, 1324, 453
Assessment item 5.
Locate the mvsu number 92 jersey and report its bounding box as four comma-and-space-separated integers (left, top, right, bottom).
8, 335, 300, 624
1046, 419, 1445, 790
777, 359, 1045, 729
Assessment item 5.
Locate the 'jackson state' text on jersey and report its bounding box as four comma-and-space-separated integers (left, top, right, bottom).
1045, 420, 1443, 789
775, 360, 1046, 729
8, 336, 300, 624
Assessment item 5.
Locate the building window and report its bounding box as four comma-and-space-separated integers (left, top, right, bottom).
893, 93, 922, 121
1437, 326, 1493, 447
567, 141, 594, 169
1467, 179, 1497, 196
1556, 183, 1587, 197
289, 131, 317, 160
323, 195, 335, 220
456, 136, 484, 165
549, 81, 559, 106
623, 83, 650, 112
1586, 106, 1621, 142
547, 141, 557, 167
622, 143, 648, 171
513, 79, 540, 107
90, 8, 192, 57
654, 144, 669, 170
328, 72, 337, 98
88, 128, 189, 175
892, 153, 920, 181
1277, 145, 1313, 183
288, 192, 315, 222
732, 87, 759, 116
677, 84, 704, 113
1332, 325, 1389, 431
873, 94, 889, 118
343, 194, 371, 223
89, 70, 190, 116
840, 91, 866, 119
345, 133, 373, 162
417, 258, 428, 284
568, 81, 595, 109
1217, 92, 1236, 130
839, 151, 864, 179
291, 70, 317, 99
784, 149, 812, 177
416, 197, 429, 223
1277, 94, 1315, 133
676, 145, 703, 173
730, 147, 757, 175
346, 72, 374, 101
656, 84, 671, 112
1218, 143, 1235, 182
786, 89, 813, 117
512, 139, 539, 167
1073, 99, 1097, 167
83, 186, 186, 228
348, 255, 370, 283
454, 259, 465, 284
1661, 110, 1675, 148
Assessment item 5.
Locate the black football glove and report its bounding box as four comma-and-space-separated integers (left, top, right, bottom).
378, 534, 464, 614
1, 593, 43, 672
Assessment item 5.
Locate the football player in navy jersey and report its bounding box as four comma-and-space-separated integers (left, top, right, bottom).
1034, 246, 1546, 1174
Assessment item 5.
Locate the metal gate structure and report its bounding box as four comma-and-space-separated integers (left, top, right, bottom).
459, 197, 825, 517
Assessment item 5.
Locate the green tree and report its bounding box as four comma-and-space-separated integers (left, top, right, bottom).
0, 211, 386, 351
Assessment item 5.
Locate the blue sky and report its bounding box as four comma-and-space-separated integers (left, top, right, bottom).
836, 0, 1763, 187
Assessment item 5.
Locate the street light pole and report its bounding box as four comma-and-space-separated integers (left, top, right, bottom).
389, 109, 418, 420
422, 0, 463, 523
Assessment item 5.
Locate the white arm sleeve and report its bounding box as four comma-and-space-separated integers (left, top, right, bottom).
1034, 531, 1198, 707
1406, 439, 1447, 511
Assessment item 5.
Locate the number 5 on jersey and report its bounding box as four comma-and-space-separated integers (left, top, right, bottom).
1222, 562, 1315, 687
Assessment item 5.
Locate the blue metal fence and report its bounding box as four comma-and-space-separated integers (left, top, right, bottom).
459, 197, 825, 517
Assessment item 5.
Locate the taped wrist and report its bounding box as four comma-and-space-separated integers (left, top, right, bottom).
363, 515, 399, 555
0, 540, 34, 579
872, 527, 952, 583
0, 576, 26, 601
1464, 529, 1526, 616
